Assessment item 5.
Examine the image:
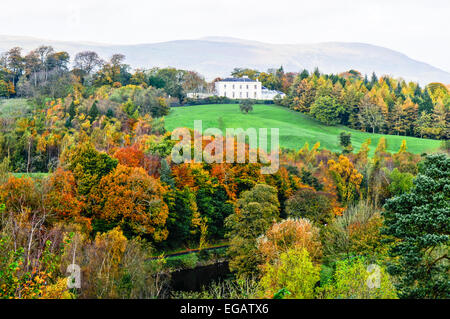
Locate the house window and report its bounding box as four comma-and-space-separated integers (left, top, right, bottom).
246, 85, 249, 89
254, 92, 257, 98
246, 92, 249, 98
232, 92, 235, 98
254, 85, 257, 89
224, 92, 227, 97
224, 84, 226, 89
240, 92, 242, 98
240, 85, 242, 89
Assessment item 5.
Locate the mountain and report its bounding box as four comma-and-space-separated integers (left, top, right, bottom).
1, 35, 449, 85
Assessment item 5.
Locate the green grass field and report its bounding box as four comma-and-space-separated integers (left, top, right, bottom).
0, 98, 33, 118
165, 104, 441, 155
11, 172, 49, 179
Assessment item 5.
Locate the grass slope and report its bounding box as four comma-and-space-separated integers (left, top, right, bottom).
0, 98, 33, 119
165, 104, 441, 155
11, 172, 49, 179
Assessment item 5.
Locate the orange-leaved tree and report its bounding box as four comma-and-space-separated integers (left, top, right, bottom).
89, 165, 169, 241
257, 218, 322, 267
43, 168, 83, 221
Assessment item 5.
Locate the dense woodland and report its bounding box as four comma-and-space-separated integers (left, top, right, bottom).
233, 67, 449, 140
0, 46, 448, 299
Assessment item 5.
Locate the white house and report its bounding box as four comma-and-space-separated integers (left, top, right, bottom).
215, 76, 262, 99
214, 76, 286, 100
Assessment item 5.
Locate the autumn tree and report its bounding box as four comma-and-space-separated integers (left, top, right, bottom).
4, 47, 24, 86
431, 102, 449, 139
387, 168, 413, 197
328, 155, 363, 204
43, 168, 83, 222
0, 176, 66, 282
66, 142, 118, 196
113, 144, 152, 172
133, 86, 170, 117
317, 257, 397, 299
358, 96, 385, 133
74, 51, 103, 76
285, 188, 334, 226
89, 165, 169, 241
290, 78, 316, 112
259, 248, 320, 299
310, 95, 345, 125
322, 201, 390, 263
93, 54, 131, 87
257, 218, 322, 266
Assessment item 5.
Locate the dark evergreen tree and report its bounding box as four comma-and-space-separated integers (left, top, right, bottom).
159, 158, 175, 188
88, 100, 99, 122
363, 74, 371, 90
299, 69, 309, 81
339, 131, 353, 154
383, 154, 450, 298
164, 188, 197, 247
276, 65, 284, 78
313, 67, 321, 77
106, 108, 115, 118
65, 100, 76, 128
239, 100, 254, 113
197, 185, 234, 239
69, 100, 76, 118
300, 168, 323, 191
384, 76, 392, 90
370, 72, 378, 86
418, 89, 434, 113
395, 82, 404, 100
414, 84, 422, 97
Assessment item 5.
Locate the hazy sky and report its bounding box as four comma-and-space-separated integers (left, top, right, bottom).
1, 0, 449, 71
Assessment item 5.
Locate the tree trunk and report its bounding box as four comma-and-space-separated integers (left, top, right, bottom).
27, 139, 31, 173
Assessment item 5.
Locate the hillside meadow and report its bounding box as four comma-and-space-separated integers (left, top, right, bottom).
165, 104, 441, 155
0, 98, 33, 118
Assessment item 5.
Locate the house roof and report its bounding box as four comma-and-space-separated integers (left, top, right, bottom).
262, 87, 285, 95
219, 77, 257, 82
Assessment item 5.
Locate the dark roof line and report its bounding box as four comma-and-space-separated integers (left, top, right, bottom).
220, 77, 258, 82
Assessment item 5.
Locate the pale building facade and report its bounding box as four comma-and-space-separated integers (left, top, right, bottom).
215, 76, 262, 99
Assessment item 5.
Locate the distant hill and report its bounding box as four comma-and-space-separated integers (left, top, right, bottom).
1, 35, 450, 85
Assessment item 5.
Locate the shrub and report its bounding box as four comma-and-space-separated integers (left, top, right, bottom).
322, 201, 390, 263
257, 218, 322, 265
166, 253, 199, 270
317, 257, 398, 299
259, 248, 320, 299
285, 188, 334, 225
